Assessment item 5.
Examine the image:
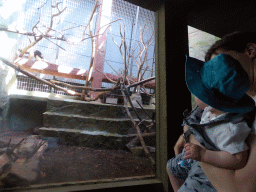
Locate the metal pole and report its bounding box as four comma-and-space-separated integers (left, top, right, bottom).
90, 0, 113, 99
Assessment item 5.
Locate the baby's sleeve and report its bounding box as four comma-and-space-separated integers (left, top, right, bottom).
215, 121, 251, 154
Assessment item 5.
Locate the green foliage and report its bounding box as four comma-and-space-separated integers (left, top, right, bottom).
195, 41, 209, 46
215, 36, 221, 41
191, 94, 196, 108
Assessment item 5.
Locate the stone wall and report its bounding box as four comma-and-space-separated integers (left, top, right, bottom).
5, 96, 47, 132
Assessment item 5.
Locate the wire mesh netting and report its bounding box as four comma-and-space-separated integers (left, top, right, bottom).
16, 0, 155, 95
104, 0, 155, 89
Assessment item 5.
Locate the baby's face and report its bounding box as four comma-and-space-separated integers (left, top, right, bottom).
195, 97, 208, 109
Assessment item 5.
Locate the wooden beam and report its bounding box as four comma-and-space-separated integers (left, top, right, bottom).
1, 57, 81, 96
90, 0, 112, 98
14, 57, 88, 80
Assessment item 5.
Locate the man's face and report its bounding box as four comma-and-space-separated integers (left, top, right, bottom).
246, 60, 256, 96
245, 43, 256, 96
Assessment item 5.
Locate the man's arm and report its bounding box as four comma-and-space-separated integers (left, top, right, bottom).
174, 134, 186, 156
173, 125, 190, 156
184, 143, 248, 170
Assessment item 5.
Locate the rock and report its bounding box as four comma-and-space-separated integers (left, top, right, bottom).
0, 153, 11, 175
13, 135, 44, 158
1, 162, 37, 187
0, 135, 48, 188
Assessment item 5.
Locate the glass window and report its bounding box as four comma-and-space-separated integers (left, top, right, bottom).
0, 0, 156, 190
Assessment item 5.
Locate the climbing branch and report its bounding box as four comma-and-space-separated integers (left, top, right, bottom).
50, 76, 155, 92
131, 22, 155, 92
50, 79, 120, 92
80, 0, 100, 100
18, 1, 67, 57
121, 84, 155, 165
1, 0, 120, 58
109, 22, 155, 93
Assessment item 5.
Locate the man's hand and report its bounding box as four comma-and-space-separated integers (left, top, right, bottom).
174, 134, 185, 156
184, 143, 206, 161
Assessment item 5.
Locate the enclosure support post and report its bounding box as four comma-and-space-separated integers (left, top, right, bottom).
90, 0, 113, 99
155, 2, 190, 192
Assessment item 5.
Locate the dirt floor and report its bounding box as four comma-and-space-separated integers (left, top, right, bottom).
38, 144, 155, 184
0, 131, 156, 187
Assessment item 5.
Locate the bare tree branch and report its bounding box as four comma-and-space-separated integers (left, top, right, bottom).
19, 35, 43, 57
50, 79, 119, 92
121, 84, 155, 165
18, 0, 68, 57
97, 52, 119, 75
95, 69, 117, 84
49, 1, 67, 30
82, 0, 99, 37
80, 6, 96, 100
95, 18, 122, 37
127, 76, 155, 89
44, 37, 66, 51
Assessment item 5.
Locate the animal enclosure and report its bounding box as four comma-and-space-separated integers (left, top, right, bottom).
0, 0, 156, 190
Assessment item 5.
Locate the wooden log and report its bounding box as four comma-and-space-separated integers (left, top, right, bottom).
0, 153, 11, 175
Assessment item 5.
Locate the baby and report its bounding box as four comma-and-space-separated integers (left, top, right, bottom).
167, 54, 256, 191
184, 96, 250, 169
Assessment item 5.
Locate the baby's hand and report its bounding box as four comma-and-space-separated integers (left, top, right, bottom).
184, 143, 206, 161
